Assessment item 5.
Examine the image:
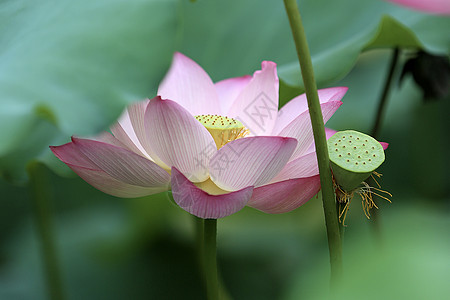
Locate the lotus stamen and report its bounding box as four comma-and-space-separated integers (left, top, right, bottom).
195, 115, 249, 149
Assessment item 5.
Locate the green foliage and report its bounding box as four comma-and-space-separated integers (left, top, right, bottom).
0, 0, 178, 181
177, 0, 449, 104
1, 0, 449, 181
278, 3, 450, 94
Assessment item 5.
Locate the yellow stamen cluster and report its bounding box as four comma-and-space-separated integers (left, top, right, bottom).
334, 172, 392, 226
195, 114, 249, 149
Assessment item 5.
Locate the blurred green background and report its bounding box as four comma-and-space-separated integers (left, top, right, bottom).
0, 0, 449, 299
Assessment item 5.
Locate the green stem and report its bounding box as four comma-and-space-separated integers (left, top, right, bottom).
27, 162, 65, 300
194, 215, 205, 267
336, 202, 345, 243
193, 215, 206, 293
371, 48, 400, 138
369, 48, 400, 242
283, 0, 343, 285
203, 219, 219, 300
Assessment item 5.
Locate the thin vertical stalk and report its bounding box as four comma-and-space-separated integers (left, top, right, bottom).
336, 202, 345, 243
194, 215, 205, 270
203, 219, 219, 300
27, 162, 65, 300
194, 216, 231, 300
283, 0, 343, 285
371, 48, 400, 138
370, 48, 400, 241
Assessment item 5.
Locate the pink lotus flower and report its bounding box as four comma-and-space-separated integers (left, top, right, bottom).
386, 0, 450, 15
51, 53, 347, 219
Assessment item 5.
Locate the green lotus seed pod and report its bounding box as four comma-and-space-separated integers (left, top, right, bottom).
328, 130, 385, 191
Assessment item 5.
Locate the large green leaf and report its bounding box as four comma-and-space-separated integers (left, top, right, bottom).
278, 0, 450, 91
177, 0, 295, 80
177, 0, 449, 99
0, 0, 178, 181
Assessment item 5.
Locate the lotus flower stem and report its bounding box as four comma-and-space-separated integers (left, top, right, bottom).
370, 48, 400, 240
336, 201, 345, 242
372, 48, 400, 138
283, 0, 343, 284
203, 219, 219, 300
194, 216, 231, 299
194, 215, 205, 275
27, 162, 65, 300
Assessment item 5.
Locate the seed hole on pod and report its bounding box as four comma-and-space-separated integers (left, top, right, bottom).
339, 155, 342, 157
358, 156, 361, 158
353, 146, 357, 149
346, 159, 350, 162
347, 153, 351, 155
369, 159, 372, 161
335, 149, 338, 151
363, 162, 366, 165
362, 144, 365, 146
355, 162, 358, 165
373, 154, 376, 157
365, 151, 369, 154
